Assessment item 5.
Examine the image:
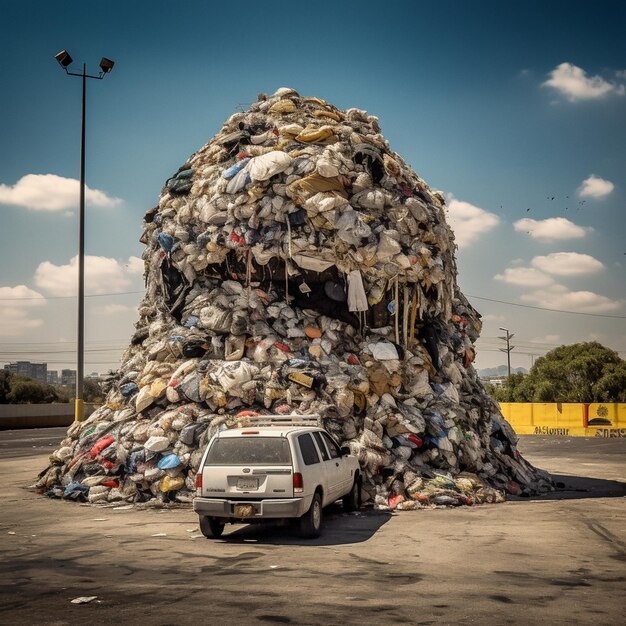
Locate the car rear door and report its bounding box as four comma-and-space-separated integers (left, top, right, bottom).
319, 431, 352, 498
295, 432, 329, 503
311, 431, 343, 502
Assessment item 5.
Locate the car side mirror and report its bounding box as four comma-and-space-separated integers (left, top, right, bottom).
340, 446, 351, 456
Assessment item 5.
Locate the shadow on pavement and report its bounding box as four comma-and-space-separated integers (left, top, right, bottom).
216, 505, 392, 546
510, 474, 626, 502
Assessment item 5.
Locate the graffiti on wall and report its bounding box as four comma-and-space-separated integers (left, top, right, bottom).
594, 428, 626, 438
533, 426, 570, 436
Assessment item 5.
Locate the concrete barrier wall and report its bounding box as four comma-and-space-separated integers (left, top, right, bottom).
500, 402, 626, 437
1, 402, 624, 436
0, 404, 97, 430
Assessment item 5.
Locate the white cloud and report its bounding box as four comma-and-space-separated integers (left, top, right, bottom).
578, 175, 614, 199
531, 334, 561, 344
0, 285, 46, 305
125, 256, 144, 274
0, 308, 44, 337
531, 252, 604, 276
542, 62, 625, 101
513, 217, 590, 241
0, 174, 122, 212
481, 313, 506, 322
34, 255, 141, 297
521, 285, 621, 314
100, 303, 135, 315
494, 267, 555, 288
445, 194, 499, 247
0, 285, 46, 338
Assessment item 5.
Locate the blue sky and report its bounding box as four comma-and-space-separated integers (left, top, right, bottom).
1, 0, 624, 373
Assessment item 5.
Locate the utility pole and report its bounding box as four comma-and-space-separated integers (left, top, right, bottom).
498, 327, 515, 379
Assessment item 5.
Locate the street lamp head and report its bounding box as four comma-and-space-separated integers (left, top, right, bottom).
55, 49, 73, 69
99, 57, 115, 74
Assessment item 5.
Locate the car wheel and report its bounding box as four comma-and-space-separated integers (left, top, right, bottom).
343, 476, 361, 512
299, 491, 322, 539
199, 515, 225, 538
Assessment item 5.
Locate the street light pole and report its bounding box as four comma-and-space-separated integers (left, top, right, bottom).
498, 327, 515, 379
55, 50, 115, 422
78, 63, 86, 424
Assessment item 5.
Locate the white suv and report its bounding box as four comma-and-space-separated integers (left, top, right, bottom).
193, 415, 361, 539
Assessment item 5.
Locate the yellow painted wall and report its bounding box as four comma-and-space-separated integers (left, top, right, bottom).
499, 403, 626, 437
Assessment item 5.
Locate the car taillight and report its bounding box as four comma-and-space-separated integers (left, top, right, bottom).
195, 472, 202, 491
293, 472, 303, 493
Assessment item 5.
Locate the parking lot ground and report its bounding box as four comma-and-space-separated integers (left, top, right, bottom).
0, 430, 624, 625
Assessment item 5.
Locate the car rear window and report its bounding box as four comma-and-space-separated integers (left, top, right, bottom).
205, 437, 291, 465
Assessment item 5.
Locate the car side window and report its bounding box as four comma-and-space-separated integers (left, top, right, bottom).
321, 432, 340, 459
298, 433, 320, 465
312, 431, 330, 461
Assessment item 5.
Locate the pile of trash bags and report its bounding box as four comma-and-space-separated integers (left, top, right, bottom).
36, 88, 552, 509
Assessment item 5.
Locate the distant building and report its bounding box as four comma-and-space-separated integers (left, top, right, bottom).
47, 370, 59, 385
61, 369, 77, 386
480, 375, 508, 388
3, 361, 48, 383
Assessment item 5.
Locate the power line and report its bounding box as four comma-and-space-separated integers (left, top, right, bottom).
0, 339, 129, 346
0, 290, 143, 302
0, 348, 124, 355
2, 289, 623, 320
467, 294, 626, 319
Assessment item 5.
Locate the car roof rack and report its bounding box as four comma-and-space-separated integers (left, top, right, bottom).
235, 413, 322, 427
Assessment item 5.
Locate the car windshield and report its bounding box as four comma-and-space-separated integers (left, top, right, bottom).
206, 437, 292, 466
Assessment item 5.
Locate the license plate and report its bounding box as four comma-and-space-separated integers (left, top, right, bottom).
234, 504, 256, 518
236, 477, 258, 490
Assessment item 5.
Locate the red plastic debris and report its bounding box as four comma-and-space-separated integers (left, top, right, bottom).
388, 494, 406, 509
228, 232, 245, 246
407, 434, 423, 448
507, 481, 521, 495
89, 435, 115, 457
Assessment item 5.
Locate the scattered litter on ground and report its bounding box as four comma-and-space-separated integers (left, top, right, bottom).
70, 596, 98, 604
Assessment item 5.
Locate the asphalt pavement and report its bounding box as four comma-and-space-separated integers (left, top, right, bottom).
0, 428, 624, 625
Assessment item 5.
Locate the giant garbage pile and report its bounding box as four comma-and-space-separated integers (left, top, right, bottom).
36, 88, 552, 509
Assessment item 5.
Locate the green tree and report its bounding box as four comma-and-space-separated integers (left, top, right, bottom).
593, 363, 626, 402
488, 372, 527, 402
0, 370, 12, 403
511, 342, 626, 403
7, 377, 60, 404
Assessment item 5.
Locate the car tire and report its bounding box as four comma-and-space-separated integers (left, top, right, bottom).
299, 491, 322, 539
343, 476, 361, 512
199, 515, 225, 539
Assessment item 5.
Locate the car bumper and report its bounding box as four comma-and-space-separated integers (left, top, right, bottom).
193, 496, 311, 519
